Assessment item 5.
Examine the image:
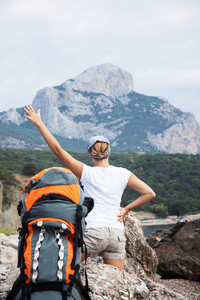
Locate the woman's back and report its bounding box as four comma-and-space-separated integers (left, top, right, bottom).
81, 164, 131, 229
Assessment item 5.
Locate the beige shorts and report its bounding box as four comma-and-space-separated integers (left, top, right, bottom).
83, 227, 126, 260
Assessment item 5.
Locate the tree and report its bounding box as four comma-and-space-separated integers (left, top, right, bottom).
150, 203, 168, 218
22, 163, 39, 176
168, 199, 187, 216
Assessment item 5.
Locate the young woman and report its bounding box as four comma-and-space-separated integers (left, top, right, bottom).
24, 104, 156, 270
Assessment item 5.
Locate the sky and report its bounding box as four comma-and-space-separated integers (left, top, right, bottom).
0, 0, 200, 123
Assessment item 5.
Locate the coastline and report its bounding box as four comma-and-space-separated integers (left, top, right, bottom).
137, 213, 200, 227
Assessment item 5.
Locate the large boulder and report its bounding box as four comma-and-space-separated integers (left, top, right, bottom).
124, 212, 158, 280
146, 218, 200, 281
80, 263, 185, 300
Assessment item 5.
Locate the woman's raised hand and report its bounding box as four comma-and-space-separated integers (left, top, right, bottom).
24, 104, 42, 126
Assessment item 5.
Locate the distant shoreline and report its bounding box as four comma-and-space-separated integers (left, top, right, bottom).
141, 220, 177, 227
139, 213, 200, 227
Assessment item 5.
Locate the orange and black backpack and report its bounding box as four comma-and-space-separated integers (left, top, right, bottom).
7, 167, 93, 300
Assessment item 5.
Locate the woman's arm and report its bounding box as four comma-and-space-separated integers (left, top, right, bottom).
117, 173, 156, 222
24, 104, 84, 178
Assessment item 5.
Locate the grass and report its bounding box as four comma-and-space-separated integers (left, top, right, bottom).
0, 228, 18, 235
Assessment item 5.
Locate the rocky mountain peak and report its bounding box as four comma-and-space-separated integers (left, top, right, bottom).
62, 63, 133, 98
0, 63, 200, 154
0, 108, 24, 126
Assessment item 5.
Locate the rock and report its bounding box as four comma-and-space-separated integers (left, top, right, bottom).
0, 233, 185, 300
0, 136, 34, 149
0, 181, 3, 210
0, 181, 5, 226
0, 234, 19, 292
0, 182, 22, 231
0, 108, 24, 126
80, 262, 185, 299
72, 63, 133, 98
146, 229, 172, 248
148, 112, 200, 154
81, 263, 149, 299
142, 278, 185, 300
2, 204, 21, 231
1, 63, 200, 154
124, 212, 158, 280
146, 218, 200, 281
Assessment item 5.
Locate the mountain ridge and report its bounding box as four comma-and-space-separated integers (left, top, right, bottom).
0, 63, 200, 154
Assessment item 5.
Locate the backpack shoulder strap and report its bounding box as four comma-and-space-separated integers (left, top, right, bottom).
6, 274, 27, 300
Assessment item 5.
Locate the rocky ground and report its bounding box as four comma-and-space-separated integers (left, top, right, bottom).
155, 278, 200, 300
1, 225, 200, 300
1, 271, 199, 299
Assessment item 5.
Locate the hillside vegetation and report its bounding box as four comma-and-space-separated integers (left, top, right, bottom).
0, 149, 199, 217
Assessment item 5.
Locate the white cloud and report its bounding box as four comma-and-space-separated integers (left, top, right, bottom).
6, 0, 59, 18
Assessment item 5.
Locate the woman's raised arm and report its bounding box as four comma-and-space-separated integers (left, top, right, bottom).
24, 104, 84, 178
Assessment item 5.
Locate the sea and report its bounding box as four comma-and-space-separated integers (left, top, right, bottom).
141, 214, 200, 237
141, 223, 175, 237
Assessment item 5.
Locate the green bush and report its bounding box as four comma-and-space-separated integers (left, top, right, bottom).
22, 163, 39, 176
0, 165, 18, 185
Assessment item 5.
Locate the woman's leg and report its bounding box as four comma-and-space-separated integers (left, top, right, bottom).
103, 258, 124, 270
